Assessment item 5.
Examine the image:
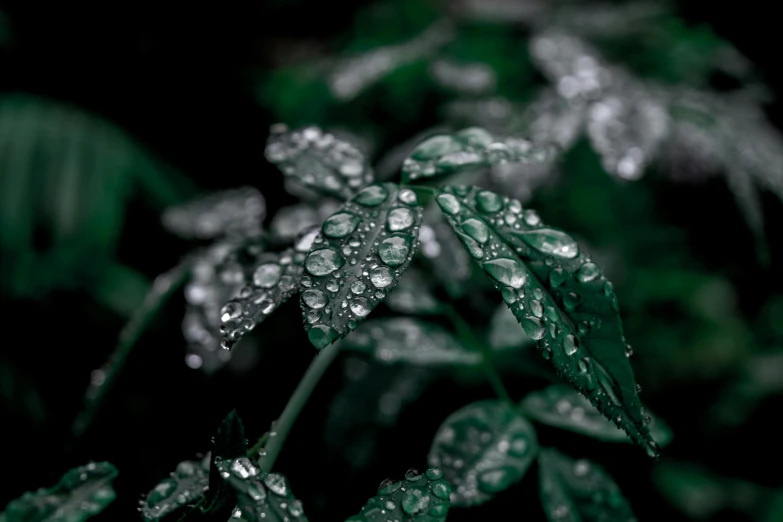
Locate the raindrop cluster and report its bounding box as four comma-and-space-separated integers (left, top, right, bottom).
141, 455, 210, 522
434, 185, 655, 456
299, 183, 422, 349
161, 187, 265, 240
428, 400, 538, 506
216, 457, 308, 522
220, 226, 320, 351
343, 317, 481, 367
402, 126, 557, 181
265, 124, 374, 200
539, 449, 636, 522
345, 467, 451, 521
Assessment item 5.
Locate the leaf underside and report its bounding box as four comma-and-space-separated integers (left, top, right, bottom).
539, 448, 636, 522
2, 462, 118, 522
434, 185, 656, 456
346, 468, 451, 521
299, 183, 423, 349
428, 400, 538, 507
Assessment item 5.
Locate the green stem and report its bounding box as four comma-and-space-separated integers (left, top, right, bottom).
257, 341, 342, 472
440, 303, 513, 405
71, 258, 192, 439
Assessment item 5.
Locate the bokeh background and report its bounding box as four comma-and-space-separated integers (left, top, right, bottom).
1, 0, 782, 520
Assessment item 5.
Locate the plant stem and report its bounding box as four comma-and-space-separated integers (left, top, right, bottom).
257, 341, 342, 472
440, 303, 513, 405
71, 258, 192, 439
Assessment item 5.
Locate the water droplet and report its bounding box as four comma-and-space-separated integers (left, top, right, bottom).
475, 190, 503, 213
378, 235, 412, 267
425, 468, 443, 481
456, 126, 494, 146
508, 436, 529, 457
302, 289, 327, 309
231, 458, 258, 479
354, 184, 389, 206
576, 262, 600, 283
323, 212, 361, 238
305, 248, 345, 276
398, 189, 418, 205
625, 344, 634, 357
462, 218, 489, 244
530, 299, 544, 318
514, 228, 579, 259
477, 467, 514, 493
411, 135, 462, 161
549, 268, 566, 287
563, 334, 578, 356
378, 479, 401, 495
522, 317, 546, 340
435, 193, 461, 215
482, 258, 527, 289
405, 468, 423, 481
563, 292, 581, 311
288, 499, 304, 517
436, 150, 482, 170
524, 209, 541, 226
431, 481, 451, 500
350, 281, 366, 294
401, 490, 430, 515
308, 324, 338, 349
295, 227, 320, 252
369, 266, 393, 288
350, 297, 371, 316
387, 207, 415, 231
326, 281, 339, 292
263, 473, 288, 496
252, 263, 282, 288
221, 302, 242, 323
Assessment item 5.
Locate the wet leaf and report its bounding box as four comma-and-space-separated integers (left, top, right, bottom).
434, 185, 656, 456
343, 317, 480, 367
299, 183, 423, 349
417, 204, 475, 298
202, 411, 248, 516
402, 126, 556, 181
216, 458, 309, 521
520, 385, 672, 447
1, 462, 118, 522
488, 304, 533, 351
326, 356, 435, 470
345, 467, 451, 521
539, 448, 635, 522
141, 455, 210, 522
161, 187, 265, 240
385, 267, 441, 315
427, 400, 538, 506
265, 124, 374, 200
220, 226, 319, 351
269, 200, 341, 242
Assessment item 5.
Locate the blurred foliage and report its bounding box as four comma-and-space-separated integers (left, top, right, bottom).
1, 0, 783, 521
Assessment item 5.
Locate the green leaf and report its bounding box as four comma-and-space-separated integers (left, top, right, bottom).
417, 204, 476, 299
202, 410, 248, 516
2, 462, 118, 522
141, 455, 210, 522
343, 317, 480, 367
299, 183, 423, 350
220, 226, 320, 351
216, 458, 308, 521
539, 448, 635, 522
520, 385, 673, 447
402, 126, 556, 181
427, 400, 538, 506
434, 185, 656, 456
161, 187, 265, 240
265, 124, 374, 201
269, 200, 341, 242
385, 267, 441, 315
346, 468, 451, 521
488, 304, 534, 351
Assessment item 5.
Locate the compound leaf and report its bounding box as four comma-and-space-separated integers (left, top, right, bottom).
2, 462, 117, 522
427, 400, 538, 506
434, 185, 656, 456
299, 183, 422, 349
539, 448, 635, 522
346, 468, 451, 521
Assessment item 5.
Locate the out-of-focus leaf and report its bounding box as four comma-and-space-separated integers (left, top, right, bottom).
161, 187, 265, 240
0, 356, 47, 425
385, 267, 441, 315
488, 304, 533, 351
1, 462, 117, 522
216, 458, 308, 522
326, 356, 435, 470
299, 183, 422, 349
141, 455, 210, 522
199, 411, 248, 518
345, 468, 450, 521
520, 385, 672, 447
539, 448, 635, 522
417, 204, 475, 299
265, 124, 374, 200
219, 226, 319, 351
343, 318, 480, 367
435, 186, 656, 456
427, 400, 538, 506
402, 126, 556, 182
269, 200, 341, 242
89, 263, 151, 318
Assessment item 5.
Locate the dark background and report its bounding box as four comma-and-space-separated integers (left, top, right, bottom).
0, 0, 781, 521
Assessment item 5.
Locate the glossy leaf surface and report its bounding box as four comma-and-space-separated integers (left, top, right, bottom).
346, 468, 451, 521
